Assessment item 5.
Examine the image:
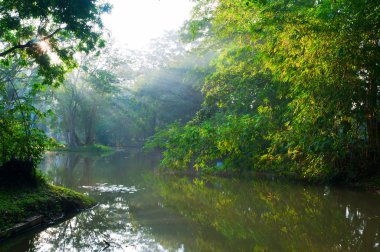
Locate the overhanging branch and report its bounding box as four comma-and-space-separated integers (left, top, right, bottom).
0, 41, 33, 57
0, 28, 63, 57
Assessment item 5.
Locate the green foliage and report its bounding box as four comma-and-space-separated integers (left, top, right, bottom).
148, 0, 380, 181
0, 0, 110, 86
0, 59, 57, 166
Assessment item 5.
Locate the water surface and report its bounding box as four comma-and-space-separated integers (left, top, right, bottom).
0, 149, 379, 251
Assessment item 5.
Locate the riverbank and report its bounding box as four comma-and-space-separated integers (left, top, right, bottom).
53, 144, 113, 153
0, 183, 96, 239
346, 175, 380, 193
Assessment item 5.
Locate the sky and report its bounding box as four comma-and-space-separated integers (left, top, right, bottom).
102, 0, 194, 50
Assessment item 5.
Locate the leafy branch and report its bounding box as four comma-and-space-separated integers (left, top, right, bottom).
0, 28, 63, 57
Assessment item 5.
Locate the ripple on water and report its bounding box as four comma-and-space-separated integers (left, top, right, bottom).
81, 183, 140, 193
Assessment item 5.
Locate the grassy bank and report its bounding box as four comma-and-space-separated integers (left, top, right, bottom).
52, 144, 114, 153
0, 183, 96, 234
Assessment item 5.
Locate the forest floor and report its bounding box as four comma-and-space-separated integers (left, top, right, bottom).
0, 184, 95, 238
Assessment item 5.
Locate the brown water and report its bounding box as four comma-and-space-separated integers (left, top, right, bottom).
0, 149, 379, 251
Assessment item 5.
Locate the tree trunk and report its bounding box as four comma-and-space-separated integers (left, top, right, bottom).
84, 107, 97, 145
65, 108, 82, 148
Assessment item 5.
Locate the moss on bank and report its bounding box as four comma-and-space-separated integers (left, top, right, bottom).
0, 184, 96, 233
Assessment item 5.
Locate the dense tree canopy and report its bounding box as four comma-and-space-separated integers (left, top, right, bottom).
148, 0, 380, 181
0, 0, 111, 85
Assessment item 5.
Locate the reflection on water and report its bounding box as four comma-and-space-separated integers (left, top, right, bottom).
81, 184, 139, 193
0, 149, 379, 251
150, 176, 380, 251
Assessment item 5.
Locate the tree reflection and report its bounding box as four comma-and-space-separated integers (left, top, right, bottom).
16, 151, 181, 252
31, 191, 135, 251
148, 176, 380, 251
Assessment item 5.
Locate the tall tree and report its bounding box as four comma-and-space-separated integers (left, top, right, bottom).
0, 0, 110, 166
51, 48, 122, 148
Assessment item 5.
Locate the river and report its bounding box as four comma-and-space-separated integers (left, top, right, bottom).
0, 149, 379, 251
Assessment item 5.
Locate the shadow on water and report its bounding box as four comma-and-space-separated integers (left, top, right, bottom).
0, 148, 379, 251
